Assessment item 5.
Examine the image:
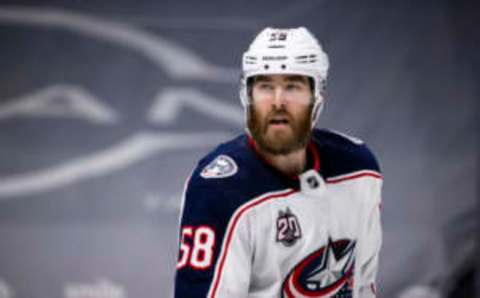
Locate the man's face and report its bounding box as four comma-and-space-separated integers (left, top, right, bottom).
247, 74, 314, 155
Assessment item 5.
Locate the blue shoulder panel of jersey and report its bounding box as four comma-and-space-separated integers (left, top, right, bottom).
312, 129, 381, 179
183, 134, 292, 226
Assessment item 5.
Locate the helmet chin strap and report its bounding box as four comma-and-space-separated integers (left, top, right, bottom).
311, 98, 324, 128
244, 104, 252, 136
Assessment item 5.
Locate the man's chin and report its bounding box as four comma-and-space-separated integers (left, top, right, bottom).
259, 135, 299, 155
265, 125, 293, 137
260, 143, 298, 156
265, 131, 293, 144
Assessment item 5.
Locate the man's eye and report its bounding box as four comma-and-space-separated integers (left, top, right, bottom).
286, 84, 301, 90
258, 83, 273, 90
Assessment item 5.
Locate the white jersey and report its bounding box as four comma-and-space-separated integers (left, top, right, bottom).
175, 129, 383, 298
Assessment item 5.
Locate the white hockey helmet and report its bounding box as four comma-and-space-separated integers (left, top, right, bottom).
240, 27, 329, 126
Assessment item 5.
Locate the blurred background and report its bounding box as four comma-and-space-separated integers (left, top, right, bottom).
0, 0, 477, 297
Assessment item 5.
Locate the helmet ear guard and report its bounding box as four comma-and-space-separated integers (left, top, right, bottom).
311, 96, 324, 127
240, 27, 329, 127
239, 74, 249, 108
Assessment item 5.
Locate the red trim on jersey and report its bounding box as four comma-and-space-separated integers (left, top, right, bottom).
283, 281, 295, 298
247, 134, 256, 149
209, 189, 297, 298
326, 170, 382, 184
309, 142, 320, 172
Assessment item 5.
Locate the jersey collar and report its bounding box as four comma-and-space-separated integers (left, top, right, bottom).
247, 135, 321, 180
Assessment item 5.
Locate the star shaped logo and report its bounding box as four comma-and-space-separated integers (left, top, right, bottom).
305, 237, 356, 291
282, 238, 356, 298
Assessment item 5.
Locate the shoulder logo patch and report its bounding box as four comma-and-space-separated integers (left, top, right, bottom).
200, 155, 238, 179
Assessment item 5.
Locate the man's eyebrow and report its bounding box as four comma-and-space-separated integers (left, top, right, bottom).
284, 75, 309, 83
252, 75, 272, 83
252, 75, 309, 83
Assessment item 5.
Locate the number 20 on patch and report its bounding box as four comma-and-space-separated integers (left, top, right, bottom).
176, 226, 216, 270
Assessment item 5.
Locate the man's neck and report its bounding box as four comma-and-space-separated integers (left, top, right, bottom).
257, 147, 307, 177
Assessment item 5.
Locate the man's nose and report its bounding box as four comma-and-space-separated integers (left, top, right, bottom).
272, 87, 287, 108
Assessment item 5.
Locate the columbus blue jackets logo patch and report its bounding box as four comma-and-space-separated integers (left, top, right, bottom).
282, 238, 356, 298
200, 155, 238, 179
276, 208, 302, 247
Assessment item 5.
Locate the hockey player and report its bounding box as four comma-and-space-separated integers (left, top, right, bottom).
174, 27, 382, 298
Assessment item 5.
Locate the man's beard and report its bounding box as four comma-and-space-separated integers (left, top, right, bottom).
248, 105, 312, 156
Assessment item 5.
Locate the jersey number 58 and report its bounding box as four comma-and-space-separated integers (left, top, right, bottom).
176, 226, 216, 270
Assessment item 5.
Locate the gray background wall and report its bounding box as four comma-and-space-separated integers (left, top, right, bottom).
0, 1, 477, 297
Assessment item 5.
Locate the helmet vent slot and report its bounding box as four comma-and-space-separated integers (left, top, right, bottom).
295, 54, 318, 64
245, 56, 257, 65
